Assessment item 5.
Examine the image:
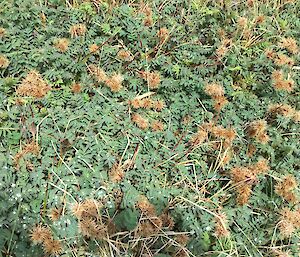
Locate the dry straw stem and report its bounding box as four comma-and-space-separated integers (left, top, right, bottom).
233, 220, 264, 257
178, 196, 228, 234
271, 249, 292, 257
51, 141, 80, 189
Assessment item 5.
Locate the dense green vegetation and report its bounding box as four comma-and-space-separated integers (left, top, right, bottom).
0, 0, 299, 256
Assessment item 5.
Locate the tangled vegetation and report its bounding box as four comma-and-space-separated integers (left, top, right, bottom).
0, 0, 299, 256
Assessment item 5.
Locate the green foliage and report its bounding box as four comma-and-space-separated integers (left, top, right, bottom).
0, 0, 300, 256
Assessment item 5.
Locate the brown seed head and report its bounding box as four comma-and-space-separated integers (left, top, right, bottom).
275, 175, 298, 203
175, 234, 190, 246
30, 225, 52, 244
279, 37, 298, 54
0, 27, 6, 37
109, 162, 125, 182
274, 79, 295, 92
153, 100, 165, 111
190, 129, 208, 146
205, 83, 225, 97
236, 185, 252, 205
292, 111, 300, 122
106, 74, 123, 92
49, 207, 62, 221
79, 218, 107, 239
268, 103, 294, 118
88, 64, 108, 83
265, 49, 276, 59
157, 27, 169, 42
70, 24, 87, 37
137, 217, 162, 237
214, 213, 230, 238
89, 44, 99, 53
216, 45, 229, 58
141, 71, 161, 89
247, 120, 269, 143
43, 239, 62, 255
237, 17, 248, 28
137, 195, 156, 216
160, 213, 175, 229
151, 120, 164, 132
14, 141, 40, 165
54, 38, 69, 52
117, 49, 133, 61
213, 95, 228, 111
132, 113, 149, 130
274, 54, 294, 66
142, 4, 153, 26
16, 70, 51, 98
255, 15, 265, 24
278, 208, 298, 238
272, 70, 284, 81
0, 55, 9, 68
71, 83, 81, 93
250, 159, 269, 175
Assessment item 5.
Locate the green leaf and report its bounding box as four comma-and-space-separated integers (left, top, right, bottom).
114, 209, 139, 231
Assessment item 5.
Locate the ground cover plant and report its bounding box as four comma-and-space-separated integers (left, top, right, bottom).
0, 0, 300, 256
